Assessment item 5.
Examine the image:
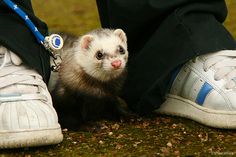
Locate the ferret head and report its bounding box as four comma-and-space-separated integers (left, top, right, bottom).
74, 29, 128, 82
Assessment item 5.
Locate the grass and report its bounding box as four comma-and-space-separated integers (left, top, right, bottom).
1, 116, 236, 156
225, 0, 236, 38
32, 0, 100, 35
32, 0, 236, 38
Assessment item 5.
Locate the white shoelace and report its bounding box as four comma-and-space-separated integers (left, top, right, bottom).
203, 50, 236, 89
0, 51, 48, 102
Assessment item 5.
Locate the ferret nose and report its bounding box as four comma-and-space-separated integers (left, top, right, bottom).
111, 60, 122, 68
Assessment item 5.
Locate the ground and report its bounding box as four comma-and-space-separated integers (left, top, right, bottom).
1, 115, 236, 156
0, 0, 236, 156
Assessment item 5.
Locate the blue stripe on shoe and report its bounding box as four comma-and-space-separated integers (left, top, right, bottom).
196, 82, 213, 105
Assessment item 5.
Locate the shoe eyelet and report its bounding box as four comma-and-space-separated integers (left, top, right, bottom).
214, 77, 220, 81
224, 87, 231, 91
203, 68, 208, 72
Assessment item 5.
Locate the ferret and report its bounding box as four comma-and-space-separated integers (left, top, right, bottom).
49, 28, 129, 128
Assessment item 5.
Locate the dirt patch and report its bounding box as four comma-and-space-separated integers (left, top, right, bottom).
1, 115, 236, 156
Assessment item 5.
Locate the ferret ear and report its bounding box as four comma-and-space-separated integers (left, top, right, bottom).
80, 35, 94, 50
114, 29, 127, 43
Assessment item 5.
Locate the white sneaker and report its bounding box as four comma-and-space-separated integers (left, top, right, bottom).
0, 47, 63, 148
155, 50, 236, 129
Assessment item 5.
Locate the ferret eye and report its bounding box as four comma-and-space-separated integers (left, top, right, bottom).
96, 51, 104, 60
118, 45, 125, 54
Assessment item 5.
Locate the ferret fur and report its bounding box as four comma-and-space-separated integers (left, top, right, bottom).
49, 28, 129, 128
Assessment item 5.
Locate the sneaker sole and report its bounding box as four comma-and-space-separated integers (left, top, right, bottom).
155, 94, 236, 129
0, 126, 63, 149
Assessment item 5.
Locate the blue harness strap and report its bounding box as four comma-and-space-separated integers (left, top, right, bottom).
3, 0, 45, 44
2, 0, 63, 53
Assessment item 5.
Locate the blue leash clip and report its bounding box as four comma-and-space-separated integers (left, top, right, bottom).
3, 0, 64, 56
44, 34, 64, 53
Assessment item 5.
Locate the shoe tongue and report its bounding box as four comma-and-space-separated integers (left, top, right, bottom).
0, 50, 23, 67
199, 53, 232, 67
0, 52, 11, 67
198, 53, 213, 62
10, 52, 22, 65
199, 53, 218, 60
0, 47, 8, 55
200, 50, 236, 61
